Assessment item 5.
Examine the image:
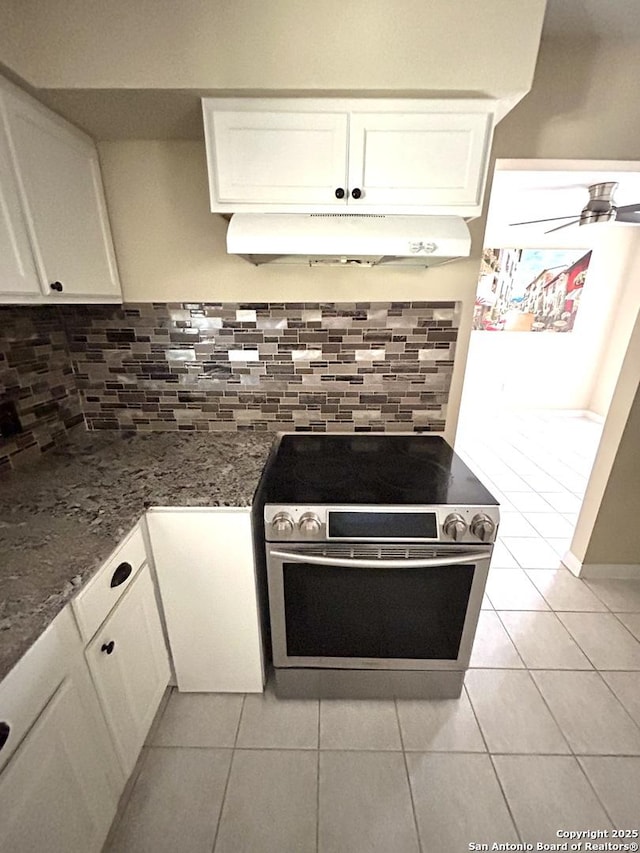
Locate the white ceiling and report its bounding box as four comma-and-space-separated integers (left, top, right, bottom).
543, 0, 640, 39
483, 161, 640, 249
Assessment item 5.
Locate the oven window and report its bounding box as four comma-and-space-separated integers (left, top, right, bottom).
283, 561, 474, 660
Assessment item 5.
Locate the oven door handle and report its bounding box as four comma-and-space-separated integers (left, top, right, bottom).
269, 549, 490, 569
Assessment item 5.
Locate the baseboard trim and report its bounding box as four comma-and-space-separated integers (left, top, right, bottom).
581, 562, 640, 579
561, 550, 583, 577
563, 550, 640, 578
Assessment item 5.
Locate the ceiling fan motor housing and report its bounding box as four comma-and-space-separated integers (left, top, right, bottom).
509, 178, 640, 231
580, 181, 618, 225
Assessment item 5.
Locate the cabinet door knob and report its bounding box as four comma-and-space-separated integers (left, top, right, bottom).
334, 187, 345, 199
350, 188, 362, 199
110, 561, 132, 588
49, 281, 64, 292
101, 640, 115, 655
0, 722, 10, 752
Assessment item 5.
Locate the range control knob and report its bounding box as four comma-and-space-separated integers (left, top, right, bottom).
298, 512, 322, 535
470, 513, 495, 542
443, 513, 467, 541
271, 512, 294, 534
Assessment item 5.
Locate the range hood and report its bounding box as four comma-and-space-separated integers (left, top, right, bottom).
226, 213, 471, 267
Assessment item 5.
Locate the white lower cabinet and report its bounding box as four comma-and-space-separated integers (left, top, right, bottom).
0, 678, 117, 853
0, 504, 264, 850
0, 609, 121, 853
0, 527, 171, 853
85, 565, 171, 777
147, 507, 265, 693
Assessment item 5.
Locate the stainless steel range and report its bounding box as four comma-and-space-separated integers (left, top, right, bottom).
258, 434, 499, 699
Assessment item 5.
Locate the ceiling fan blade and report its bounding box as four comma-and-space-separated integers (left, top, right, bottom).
545, 219, 582, 234
508, 214, 578, 226
615, 203, 640, 223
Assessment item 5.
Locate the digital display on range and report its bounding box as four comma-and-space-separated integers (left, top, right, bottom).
328, 512, 438, 539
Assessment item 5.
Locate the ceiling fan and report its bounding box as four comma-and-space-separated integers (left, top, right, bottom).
509, 182, 640, 233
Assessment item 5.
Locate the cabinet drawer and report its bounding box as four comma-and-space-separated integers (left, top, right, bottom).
72, 525, 147, 643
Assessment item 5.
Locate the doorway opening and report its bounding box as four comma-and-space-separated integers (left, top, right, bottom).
455, 159, 640, 580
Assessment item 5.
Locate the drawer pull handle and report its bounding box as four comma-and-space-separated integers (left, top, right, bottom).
110, 562, 132, 588
101, 641, 115, 655
0, 722, 10, 752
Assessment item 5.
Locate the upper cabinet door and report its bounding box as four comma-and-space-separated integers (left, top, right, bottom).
0, 111, 40, 296
2, 86, 121, 300
204, 101, 349, 210
347, 110, 494, 214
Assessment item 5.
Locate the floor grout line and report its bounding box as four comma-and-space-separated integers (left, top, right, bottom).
209, 694, 246, 853
209, 748, 235, 853
232, 693, 246, 748
133, 742, 640, 753
394, 698, 424, 853
591, 668, 640, 737
316, 699, 321, 853
463, 682, 523, 844
574, 754, 619, 826
609, 610, 640, 642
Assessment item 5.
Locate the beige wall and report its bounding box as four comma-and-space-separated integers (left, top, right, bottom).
589, 234, 640, 416
0, 0, 544, 98
492, 37, 640, 161
571, 308, 640, 567
98, 140, 483, 303
584, 378, 640, 564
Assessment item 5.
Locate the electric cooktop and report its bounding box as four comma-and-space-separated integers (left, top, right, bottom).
260, 434, 498, 506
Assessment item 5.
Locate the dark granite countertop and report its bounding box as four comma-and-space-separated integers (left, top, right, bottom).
0, 429, 275, 681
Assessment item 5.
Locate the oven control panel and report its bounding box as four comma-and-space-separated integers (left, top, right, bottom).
264, 505, 500, 543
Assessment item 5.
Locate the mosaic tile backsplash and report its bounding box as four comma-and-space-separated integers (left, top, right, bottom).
0, 306, 83, 471
65, 301, 459, 434
1, 301, 460, 467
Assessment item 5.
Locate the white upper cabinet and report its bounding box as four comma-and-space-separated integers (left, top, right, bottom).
347, 111, 492, 210
202, 98, 495, 216
207, 109, 348, 206
0, 77, 122, 303
0, 113, 40, 297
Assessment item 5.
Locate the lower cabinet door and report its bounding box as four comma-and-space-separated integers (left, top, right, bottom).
86, 565, 170, 777
0, 676, 117, 853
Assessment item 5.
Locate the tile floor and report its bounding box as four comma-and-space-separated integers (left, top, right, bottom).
107, 413, 640, 852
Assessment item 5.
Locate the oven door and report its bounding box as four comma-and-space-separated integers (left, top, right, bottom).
266, 543, 492, 671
